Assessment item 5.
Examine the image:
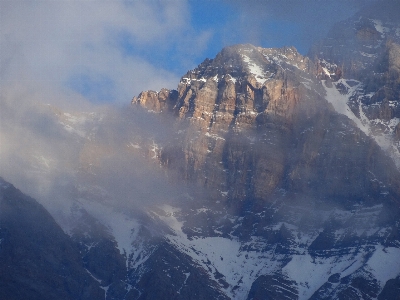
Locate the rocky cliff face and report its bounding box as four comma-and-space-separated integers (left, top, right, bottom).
133, 43, 400, 210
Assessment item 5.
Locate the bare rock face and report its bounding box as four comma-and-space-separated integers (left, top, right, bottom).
247, 273, 298, 300
133, 44, 400, 212
396, 122, 400, 140
161, 45, 324, 205
130, 242, 230, 300
4, 3, 400, 298
132, 88, 178, 113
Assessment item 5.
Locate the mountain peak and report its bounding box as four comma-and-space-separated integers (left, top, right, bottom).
179, 44, 312, 89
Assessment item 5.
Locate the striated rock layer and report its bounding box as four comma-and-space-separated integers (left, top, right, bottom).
132, 44, 400, 213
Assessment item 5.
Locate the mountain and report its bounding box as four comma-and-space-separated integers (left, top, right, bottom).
0, 177, 104, 300
131, 42, 400, 299
2, 2, 400, 300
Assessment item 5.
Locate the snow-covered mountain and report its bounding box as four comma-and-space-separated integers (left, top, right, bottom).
1, 2, 400, 300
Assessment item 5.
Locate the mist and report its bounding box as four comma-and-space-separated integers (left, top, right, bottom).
0, 86, 191, 227
0, 0, 212, 234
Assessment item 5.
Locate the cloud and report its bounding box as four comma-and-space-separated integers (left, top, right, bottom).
0, 87, 186, 218
0, 0, 205, 104
0, 0, 215, 220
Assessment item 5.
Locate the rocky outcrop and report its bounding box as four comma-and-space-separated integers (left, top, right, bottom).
395, 122, 400, 140
132, 88, 178, 113
378, 275, 400, 300
310, 270, 381, 300
140, 45, 319, 202
247, 274, 298, 300
130, 241, 229, 300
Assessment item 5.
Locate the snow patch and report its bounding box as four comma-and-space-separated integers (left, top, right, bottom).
366, 245, 400, 284
59, 112, 90, 138
322, 79, 400, 169
205, 132, 225, 141
61, 122, 86, 138
372, 19, 388, 36
77, 200, 141, 259
322, 79, 369, 135
181, 77, 207, 85
360, 51, 376, 58
150, 140, 160, 159
155, 205, 184, 234
128, 142, 141, 149
155, 206, 280, 299
283, 250, 365, 300
177, 272, 191, 294
241, 54, 267, 84
63, 112, 86, 125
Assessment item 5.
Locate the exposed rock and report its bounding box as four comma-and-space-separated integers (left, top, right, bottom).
133, 44, 400, 212
83, 238, 126, 286
246, 273, 298, 300
128, 14, 400, 297
311, 269, 380, 300
132, 88, 178, 113
130, 241, 229, 300
378, 276, 400, 300
395, 122, 400, 140
3, 2, 400, 299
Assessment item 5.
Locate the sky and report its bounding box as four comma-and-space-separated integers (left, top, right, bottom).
0, 0, 375, 106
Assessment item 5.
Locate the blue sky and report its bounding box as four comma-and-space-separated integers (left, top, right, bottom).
0, 0, 373, 105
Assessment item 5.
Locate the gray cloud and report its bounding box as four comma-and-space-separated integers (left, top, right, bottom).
0, 0, 215, 225
0, 90, 187, 220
